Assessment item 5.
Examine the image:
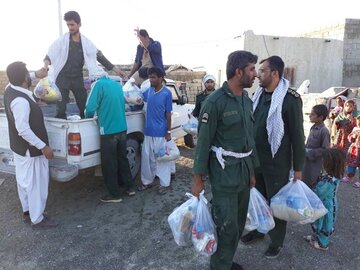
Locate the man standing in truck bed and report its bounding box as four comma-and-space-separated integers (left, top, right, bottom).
43, 10, 127, 119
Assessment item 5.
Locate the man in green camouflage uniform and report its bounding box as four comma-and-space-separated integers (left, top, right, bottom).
192, 51, 259, 270
192, 74, 216, 118
240, 56, 305, 259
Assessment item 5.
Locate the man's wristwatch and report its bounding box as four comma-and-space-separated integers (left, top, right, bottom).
167, 131, 171, 134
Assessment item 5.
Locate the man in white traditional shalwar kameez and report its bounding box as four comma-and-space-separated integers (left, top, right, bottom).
4, 62, 58, 229
139, 67, 173, 195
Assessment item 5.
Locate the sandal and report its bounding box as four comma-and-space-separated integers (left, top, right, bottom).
157, 186, 170, 195
341, 176, 352, 183
308, 239, 328, 251
352, 181, 360, 188
137, 182, 155, 191
303, 235, 316, 242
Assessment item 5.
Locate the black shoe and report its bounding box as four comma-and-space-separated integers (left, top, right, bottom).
32, 215, 58, 230
264, 246, 281, 259
171, 173, 175, 180
23, 211, 31, 224
231, 262, 244, 270
100, 195, 123, 203
240, 231, 264, 244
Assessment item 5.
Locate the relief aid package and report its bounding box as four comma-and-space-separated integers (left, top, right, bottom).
168, 193, 199, 246
245, 188, 275, 233
123, 78, 144, 105
270, 180, 328, 224
34, 78, 62, 102
157, 140, 180, 162
191, 192, 217, 256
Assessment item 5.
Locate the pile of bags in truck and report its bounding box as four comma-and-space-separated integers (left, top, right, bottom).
123, 78, 144, 111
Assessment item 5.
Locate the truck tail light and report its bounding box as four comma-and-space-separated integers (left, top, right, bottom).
68, 133, 81, 155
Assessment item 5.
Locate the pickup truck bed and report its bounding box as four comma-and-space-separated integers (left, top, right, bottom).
0, 81, 195, 181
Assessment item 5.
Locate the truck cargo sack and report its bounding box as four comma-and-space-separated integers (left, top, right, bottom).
182, 115, 198, 135
123, 78, 144, 105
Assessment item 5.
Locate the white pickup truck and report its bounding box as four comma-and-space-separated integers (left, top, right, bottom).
0, 79, 195, 181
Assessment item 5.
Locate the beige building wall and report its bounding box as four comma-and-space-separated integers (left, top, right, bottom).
243, 30, 343, 94
301, 23, 345, 40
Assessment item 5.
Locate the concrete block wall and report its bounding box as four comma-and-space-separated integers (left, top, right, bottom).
0, 71, 8, 96
343, 19, 360, 87
166, 70, 206, 104
302, 23, 345, 40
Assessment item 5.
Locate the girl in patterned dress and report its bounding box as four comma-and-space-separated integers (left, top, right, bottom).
304, 148, 345, 250
342, 115, 360, 187
332, 99, 356, 153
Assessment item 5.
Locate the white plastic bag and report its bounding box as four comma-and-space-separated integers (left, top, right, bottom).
270, 180, 328, 224
245, 188, 275, 234
34, 77, 62, 102
191, 192, 217, 256
168, 193, 199, 246
140, 79, 151, 93
182, 115, 198, 135
123, 78, 144, 105
157, 140, 180, 162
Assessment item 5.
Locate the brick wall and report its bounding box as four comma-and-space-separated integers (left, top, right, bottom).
343, 18, 360, 87
0, 71, 8, 95
166, 70, 206, 103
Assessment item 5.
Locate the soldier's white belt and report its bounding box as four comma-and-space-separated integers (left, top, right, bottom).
211, 146, 252, 170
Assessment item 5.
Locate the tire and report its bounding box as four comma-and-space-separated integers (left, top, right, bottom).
126, 138, 141, 180
184, 134, 195, 148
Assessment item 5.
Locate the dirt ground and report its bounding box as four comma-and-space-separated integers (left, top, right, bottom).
0, 144, 359, 270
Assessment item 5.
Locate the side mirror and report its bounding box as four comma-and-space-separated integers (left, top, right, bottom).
180, 95, 188, 105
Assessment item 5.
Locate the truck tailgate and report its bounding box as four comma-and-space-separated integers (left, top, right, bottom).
44, 117, 69, 158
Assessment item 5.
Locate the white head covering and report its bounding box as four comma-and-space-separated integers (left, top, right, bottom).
337, 95, 347, 102
202, 74, 216, 84
88, 64, 108, 81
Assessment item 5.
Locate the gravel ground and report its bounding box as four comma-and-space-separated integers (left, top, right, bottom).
0, 144, 359, 270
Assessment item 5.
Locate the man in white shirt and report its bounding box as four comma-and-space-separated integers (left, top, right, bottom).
4, 62, 58, 229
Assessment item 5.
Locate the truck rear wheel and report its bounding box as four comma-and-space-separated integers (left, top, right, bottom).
126, 138, 141, 180
184, 134, 195, 148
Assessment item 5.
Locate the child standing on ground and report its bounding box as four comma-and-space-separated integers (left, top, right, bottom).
342, 115, 360, 188
303, 104, 330, 188
304, 148, 345, 251
332, 99, 356, 153
329, 95, 347, 121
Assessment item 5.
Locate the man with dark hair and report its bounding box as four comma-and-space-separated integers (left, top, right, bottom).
4, 61, 57, 229
241, 55, 305, 259
85, 67, 136, 203
192, 50, 259, 270
139, 67, 173, 195
192, 74, 216, 118
128, 28, 164, 85
43, 10, 127, 119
